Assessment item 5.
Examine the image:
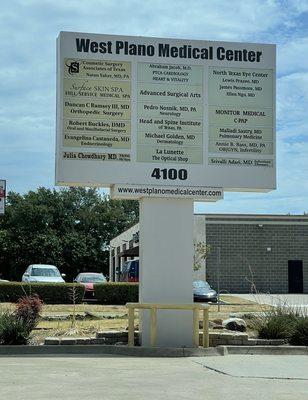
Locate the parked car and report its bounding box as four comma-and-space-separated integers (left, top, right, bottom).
120, 260, 139, 282
74, 272, 107, 298
193, 280, 218, 302
22, 264, 65, 283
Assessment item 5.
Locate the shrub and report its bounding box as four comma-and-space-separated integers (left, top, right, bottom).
289, 318, 308, 346
255, 315, 294, 340
0, 282, 85, 304
94, 283, 138, 305
251, 307, 299, 340
0, 294, 45, 345
15, 295, 43, 329
0, 311, 33, 345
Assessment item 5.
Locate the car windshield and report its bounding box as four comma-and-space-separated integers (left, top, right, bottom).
31, 268, 60, 277
193, 281, 211, 289
79, 275, 106, 283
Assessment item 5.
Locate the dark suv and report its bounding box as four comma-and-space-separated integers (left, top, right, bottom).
120, 260, 139, 282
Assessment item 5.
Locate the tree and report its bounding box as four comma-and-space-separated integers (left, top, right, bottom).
193, 242, 211, 271
0, 187, 139, 281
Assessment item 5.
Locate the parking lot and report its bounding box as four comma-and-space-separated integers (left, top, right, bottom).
1, 354, 308, 400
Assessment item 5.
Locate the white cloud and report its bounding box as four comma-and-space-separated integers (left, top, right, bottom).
0, 0, 308, 212
277, 72, 308, 130
278, 37, 308, 76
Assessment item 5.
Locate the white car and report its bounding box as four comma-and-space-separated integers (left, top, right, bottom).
22, 264, 65, 283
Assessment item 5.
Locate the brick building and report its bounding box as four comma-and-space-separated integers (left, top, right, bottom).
109, 214, 308, 294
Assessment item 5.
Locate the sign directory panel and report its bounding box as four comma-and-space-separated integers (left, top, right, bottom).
0, 180, 6, 215
56, 32, 276, 192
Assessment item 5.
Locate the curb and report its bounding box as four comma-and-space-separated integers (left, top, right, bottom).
0, 345, 225, 358
0, 345, 307, 357
223, 345, 308, 355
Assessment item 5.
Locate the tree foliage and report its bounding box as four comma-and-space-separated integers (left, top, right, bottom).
193, 242, 211, 271
0, 187, 139, 281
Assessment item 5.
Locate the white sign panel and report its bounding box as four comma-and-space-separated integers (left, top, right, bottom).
0, 180, 6, 215
56, 32, 276, 193
111, 184, 223, 201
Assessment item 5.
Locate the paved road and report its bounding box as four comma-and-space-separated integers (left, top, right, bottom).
1, 355, 308, 400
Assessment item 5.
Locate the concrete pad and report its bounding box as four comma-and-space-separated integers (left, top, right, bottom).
0, 355, 308, 400
230, 293, 308, 310
193, 354, 308, 379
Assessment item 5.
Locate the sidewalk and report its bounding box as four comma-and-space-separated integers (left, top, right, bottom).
1, 354, 307, 400
230, 293, 308, 309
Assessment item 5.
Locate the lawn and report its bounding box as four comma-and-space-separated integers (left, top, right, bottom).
0, 295, 271, 344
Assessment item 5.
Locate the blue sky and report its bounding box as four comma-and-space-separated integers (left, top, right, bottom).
0, 0, 308, 214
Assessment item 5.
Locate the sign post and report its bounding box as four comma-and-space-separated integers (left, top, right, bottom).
139, 197, 194, 346
56, 32, 276, 347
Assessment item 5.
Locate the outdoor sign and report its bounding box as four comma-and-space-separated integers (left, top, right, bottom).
0, 180, 6, 215
111, 184, 223, 201
56, 32, 276, 196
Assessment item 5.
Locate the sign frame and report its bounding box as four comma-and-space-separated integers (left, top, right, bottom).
56, 32, 276, 195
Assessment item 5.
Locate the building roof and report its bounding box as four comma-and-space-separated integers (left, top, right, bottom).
110, 214, 308, 242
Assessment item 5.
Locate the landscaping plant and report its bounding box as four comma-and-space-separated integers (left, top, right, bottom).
0, 311, 32, 345
246, 266, 308, 344
250, 304, 308, 342
0, 295, 43, 345
0, 282, 85, 304
94, 283, 138, 305
252, 313, 294, 340
15, 295, 43, 329
289, 317, 308, 346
